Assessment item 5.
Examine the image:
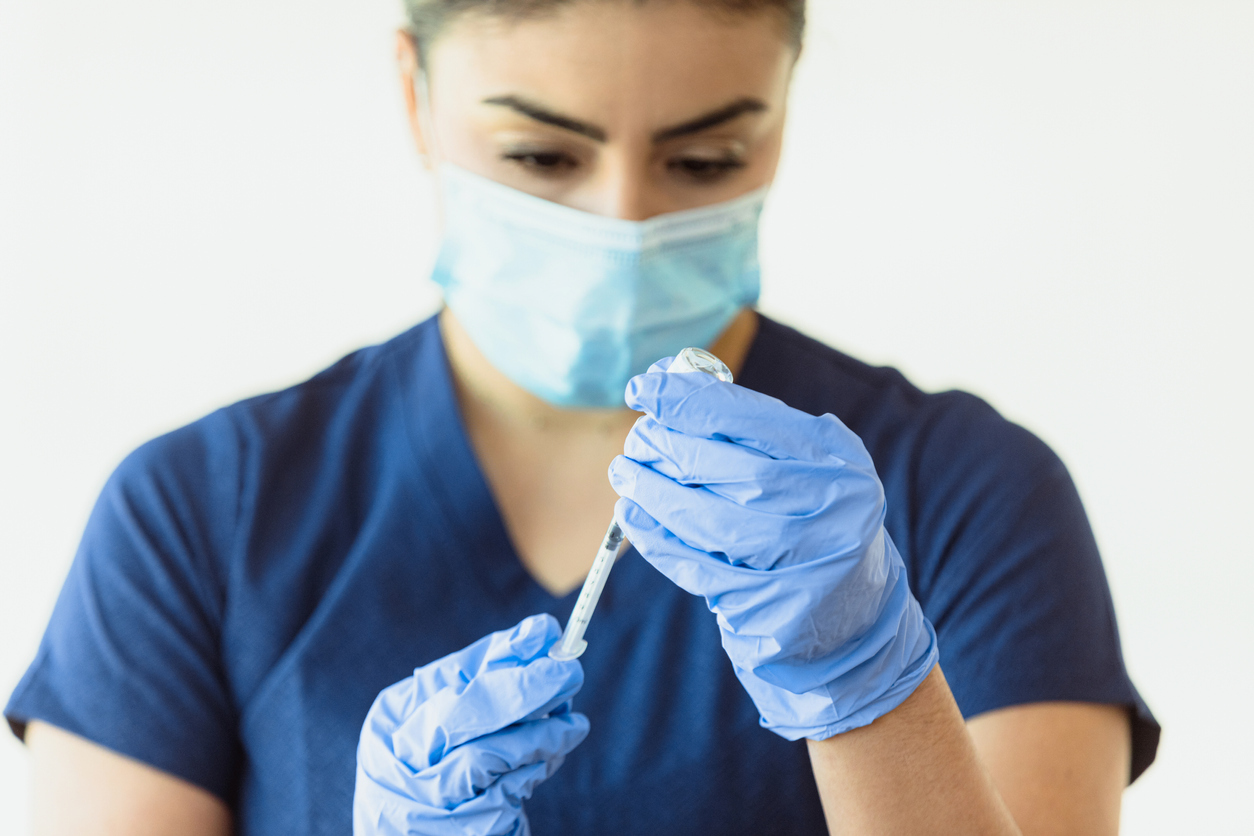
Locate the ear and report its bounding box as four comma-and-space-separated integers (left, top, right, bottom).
396, 30, 434, 169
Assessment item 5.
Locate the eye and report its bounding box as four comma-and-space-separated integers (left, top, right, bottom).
667, 156, 747, 183
501, 149, 579, 175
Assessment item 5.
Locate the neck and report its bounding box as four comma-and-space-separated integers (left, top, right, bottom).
439, 307, 759, 437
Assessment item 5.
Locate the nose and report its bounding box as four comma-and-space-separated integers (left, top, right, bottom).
605, 180, 653, 222
580, 157, 663, 222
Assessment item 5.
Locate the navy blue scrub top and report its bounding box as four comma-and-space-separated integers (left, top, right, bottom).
7, 314, 1158, 835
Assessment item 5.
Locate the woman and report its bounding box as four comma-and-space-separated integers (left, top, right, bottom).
7, 0, 1157, 833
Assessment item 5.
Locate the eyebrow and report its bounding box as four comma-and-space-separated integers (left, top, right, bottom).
482, 95, 608, 141
651, 98, 768, 142
481, 95, 768, 144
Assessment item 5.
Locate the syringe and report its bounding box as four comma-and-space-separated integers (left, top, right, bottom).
548, 347, 734, 661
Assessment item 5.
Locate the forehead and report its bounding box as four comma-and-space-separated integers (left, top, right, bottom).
425, 2, 795, 131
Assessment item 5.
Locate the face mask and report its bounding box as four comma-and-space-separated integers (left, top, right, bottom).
430, 163, 766, 408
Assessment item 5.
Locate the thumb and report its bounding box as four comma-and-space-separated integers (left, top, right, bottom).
615, 497, 716, 599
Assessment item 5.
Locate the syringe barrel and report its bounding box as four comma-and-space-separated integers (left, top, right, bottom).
549, 521, 625, 661
548, 347, 733, 662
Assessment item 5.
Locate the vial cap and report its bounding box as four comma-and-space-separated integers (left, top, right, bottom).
669, 347, 733, 383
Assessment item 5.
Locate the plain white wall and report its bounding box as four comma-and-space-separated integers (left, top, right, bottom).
1, 0, 1250, 832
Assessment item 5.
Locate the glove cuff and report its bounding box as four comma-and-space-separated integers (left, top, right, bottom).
727, 531, 940, 741
738, 607, 937, 741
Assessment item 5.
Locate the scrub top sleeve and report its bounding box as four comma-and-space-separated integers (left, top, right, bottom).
908, 393, 1159, 781
5, 415, 242, 802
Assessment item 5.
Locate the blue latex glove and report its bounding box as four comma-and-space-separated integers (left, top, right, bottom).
353, 614, 590, 836
609, 359, 939, 741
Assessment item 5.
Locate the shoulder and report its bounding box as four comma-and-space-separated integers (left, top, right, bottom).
745, 315, 1074, 586
741, 315, 927, 424
205, 316, 438, 448
116, 317, 439, 485
99, 316, 443, 581
744, 315, 1058, 484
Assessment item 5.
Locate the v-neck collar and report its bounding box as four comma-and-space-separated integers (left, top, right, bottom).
392, 312, 773, 611
395, 316, 582, 608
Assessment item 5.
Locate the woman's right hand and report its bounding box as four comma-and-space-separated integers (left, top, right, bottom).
609, 361, 938, 742
353, 614, 589, 836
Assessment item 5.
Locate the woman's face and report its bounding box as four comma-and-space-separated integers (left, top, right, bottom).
399, 1, 796, 220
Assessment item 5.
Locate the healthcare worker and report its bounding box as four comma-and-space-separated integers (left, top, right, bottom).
7, 1, 1158, 834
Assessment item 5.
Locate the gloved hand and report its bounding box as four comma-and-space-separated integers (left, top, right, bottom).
609, 359, 938, 741
354, 614, 589, 836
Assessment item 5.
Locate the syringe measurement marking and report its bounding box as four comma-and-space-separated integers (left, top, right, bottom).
549, 347, 732, 661
567, 529, 622, 628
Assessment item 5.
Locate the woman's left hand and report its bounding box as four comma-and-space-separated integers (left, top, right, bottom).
609, 359, 938, 741
353, 614, 589, 836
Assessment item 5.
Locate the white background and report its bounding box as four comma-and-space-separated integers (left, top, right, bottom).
1, 0, 1251, 832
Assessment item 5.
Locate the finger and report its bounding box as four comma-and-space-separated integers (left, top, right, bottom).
624, 417, 876, 515
614, 497, 730, 597
622, 416, 769, 483
612, 452, 886, 571
618, 498, 905, 675
390, 614, 581, 769
409, 613, 562, 703
645, 356, 677, 375
625, 371, 862, 464
356, 685, 435, 808
446, 762, 546, 833
612, 454, 826, 564
413, 712, 590, 808
624, 419, 881, 516
394, 653, 584, 769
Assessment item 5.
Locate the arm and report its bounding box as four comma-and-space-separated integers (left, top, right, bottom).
967, 700, 1130, 835
611, 365, 1142, 834
807, 669, 1131, 836
9, 425, 247, 831
26, 721, 231, 836
807, 667, 1018, 835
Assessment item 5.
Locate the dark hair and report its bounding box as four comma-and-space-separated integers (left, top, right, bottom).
402, 0, 805, 65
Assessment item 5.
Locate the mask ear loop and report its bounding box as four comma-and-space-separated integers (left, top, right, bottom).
411, 66, 452, 255
412, 68, 442, 170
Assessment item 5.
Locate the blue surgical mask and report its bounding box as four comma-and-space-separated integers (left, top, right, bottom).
430, 163, 766, 408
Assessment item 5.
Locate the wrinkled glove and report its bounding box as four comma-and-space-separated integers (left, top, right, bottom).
609, 359, 938, 741
354, 614, 589, 836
